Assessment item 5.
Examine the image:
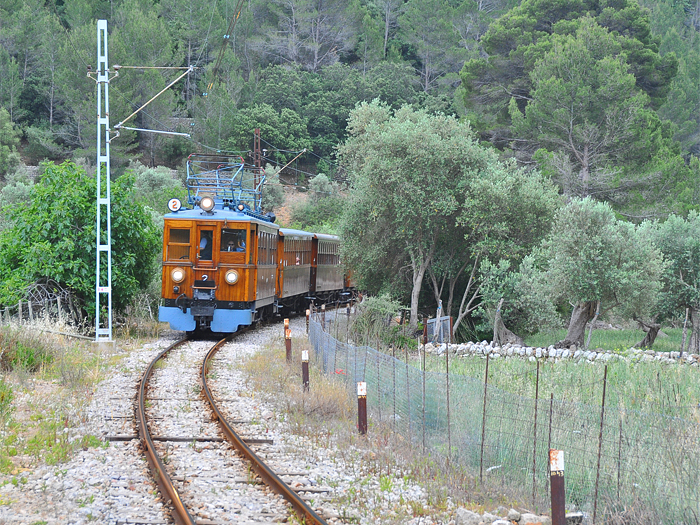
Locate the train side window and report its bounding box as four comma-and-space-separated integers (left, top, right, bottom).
167, 228, 190, 260
222, 229, 246, 252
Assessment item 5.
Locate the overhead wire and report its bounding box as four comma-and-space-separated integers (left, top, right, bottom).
60, 10, 342, 187
207, 0, 246, 92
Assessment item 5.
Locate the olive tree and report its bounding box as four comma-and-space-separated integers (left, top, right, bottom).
542, 198, 665, 348
339, 100, 558, 329
643, 212, 700, 352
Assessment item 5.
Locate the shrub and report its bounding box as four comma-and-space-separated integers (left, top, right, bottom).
0, 327, 53, 372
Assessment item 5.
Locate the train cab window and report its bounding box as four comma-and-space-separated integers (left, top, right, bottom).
199, 230, 213, 260
167, 228, 190, 260
222, 228, 246, 252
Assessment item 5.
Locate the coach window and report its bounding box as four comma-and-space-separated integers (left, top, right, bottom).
167, 228, 190, 260
222, 229, 246, 252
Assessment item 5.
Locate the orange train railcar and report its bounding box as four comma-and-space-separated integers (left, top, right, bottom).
313, 233, 345, 298
159, 154, 353, 333
160, 202, 280, 332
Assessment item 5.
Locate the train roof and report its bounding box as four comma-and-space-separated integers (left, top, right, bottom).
164, 207, 280, 228
278, 228, 339, 241
314, 232, 340, 241
278, 228, 315, 239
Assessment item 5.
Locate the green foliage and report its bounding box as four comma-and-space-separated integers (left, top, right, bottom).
350, 294, 411, 347
642, 212, 700, 318
290, 194, 345, 233
0, 378, 13, 427
478, 256, 561, 336
128, 161, 188, 214
290, 173, 345, 231
260, 164, 285, 213
340, 100, 560, 328
23, 125, 66, 164
543, 197, 665, 318
0, 161, 159, 314
224, 103, 313, 163
459, 0, 690, 214
0, 108, 21, 178
524, 326, 684, 353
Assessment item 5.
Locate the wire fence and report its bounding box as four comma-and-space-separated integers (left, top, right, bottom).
308, 309, 700, 525
0, 295, 84, 330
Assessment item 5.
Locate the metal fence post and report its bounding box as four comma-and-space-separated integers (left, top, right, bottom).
593, 365, 608, 525
306, 309, 310, 334
479, 353, 490, 483
302, 350, 309, 392
357, 381, 367, 435
550, 449, 566, 525
532, 360, 540, 508
422, 318, 427, 454
284, 318, 292, 362
321, 304, 326, 331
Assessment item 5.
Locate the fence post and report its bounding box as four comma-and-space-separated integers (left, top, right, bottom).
479, 353, 490, 483
593, 365, 608, 525
284, 318, 292, 363
392, 345, 396, 432
446, 329, 451, 461
57, 296, 63, 324
302, 350, 309, 392
532, 360, 540, 509
422, 318, 427, 454
306, 309, 310, 334
28, 301, 33, 322
357, 381, 367, 435
405, 346, 412, 441
321, 304, 326, 331
18, 300, 22, 324
617, 417, 623, 501
376, 346, 381, 422
549, 449, 566, 525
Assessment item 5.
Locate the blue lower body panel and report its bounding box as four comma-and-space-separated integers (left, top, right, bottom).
159, 306, 253, 332
159, 306, 196, 331
210, 308, 253, 333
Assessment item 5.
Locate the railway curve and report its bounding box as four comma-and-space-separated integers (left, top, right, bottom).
136, 328, 327, 524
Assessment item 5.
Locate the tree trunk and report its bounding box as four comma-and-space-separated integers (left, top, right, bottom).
688, 306, 700, 354
493, 299, 524, 346
634, 317, 660, 348
409, 263, 427, 329
556, 301, 597, 349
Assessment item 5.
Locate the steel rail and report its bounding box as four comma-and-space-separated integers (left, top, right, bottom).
135, 337, 196, 525
201, 332, 328, 525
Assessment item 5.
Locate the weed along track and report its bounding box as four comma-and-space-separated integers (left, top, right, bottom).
135, 330, 327, 525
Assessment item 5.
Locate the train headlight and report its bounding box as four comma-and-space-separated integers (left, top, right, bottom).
171, 267, 186, 283
225, 269, 239, 285
199, 196, 215, 212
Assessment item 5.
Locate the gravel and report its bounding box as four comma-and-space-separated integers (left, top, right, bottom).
0, 318, 457, 525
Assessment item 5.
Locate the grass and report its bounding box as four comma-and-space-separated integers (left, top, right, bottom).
524, 327, 685, 353
241, 335, 532, 523
0, 319, 125, 474
330, 311, 700, 524
423, 349, 700, 414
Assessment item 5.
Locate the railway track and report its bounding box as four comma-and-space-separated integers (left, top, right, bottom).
135, 330, 327, 525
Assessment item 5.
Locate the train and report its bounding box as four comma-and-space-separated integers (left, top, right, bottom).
158, 153, 352, 333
